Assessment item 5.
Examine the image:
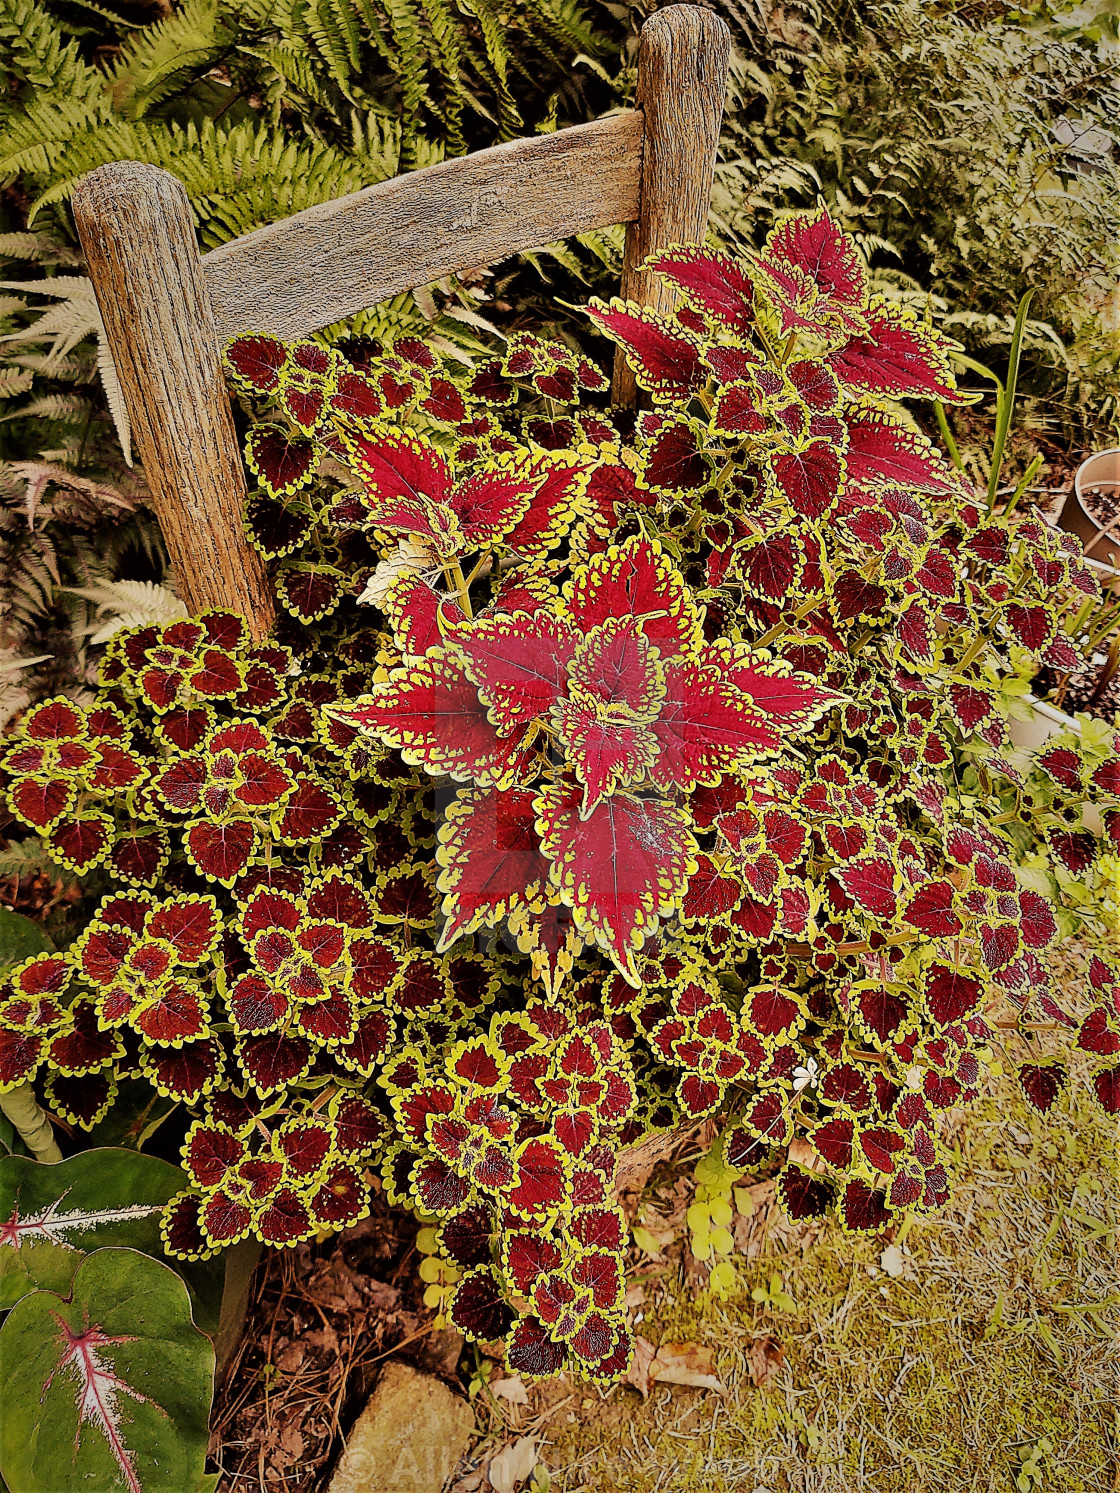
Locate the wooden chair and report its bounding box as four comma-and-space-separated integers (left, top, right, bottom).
72, 5, 731, 643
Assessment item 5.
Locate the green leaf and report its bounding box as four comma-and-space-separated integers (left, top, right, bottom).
0, 1247, 214, 1493
0, 906, 54, 966
0, 1148, 223, 1332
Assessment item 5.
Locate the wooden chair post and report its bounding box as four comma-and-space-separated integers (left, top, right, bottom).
72, 163, 276, 640
611, 7, 732, 407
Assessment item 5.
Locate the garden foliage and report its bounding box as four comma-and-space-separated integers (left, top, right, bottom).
3, 210, 1119, 1388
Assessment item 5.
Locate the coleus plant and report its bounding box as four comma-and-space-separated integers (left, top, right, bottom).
3, 208, 1118, 1389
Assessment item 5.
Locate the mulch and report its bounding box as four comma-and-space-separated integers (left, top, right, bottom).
208, 1179, 459, 1491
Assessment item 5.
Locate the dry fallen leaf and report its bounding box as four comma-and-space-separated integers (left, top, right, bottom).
745, 1334, 785, 1388
880, 1243, 918, 1281
487, 1434, 538, 1493
625, 1337, 726, 1398
491, 1375, 530, 1405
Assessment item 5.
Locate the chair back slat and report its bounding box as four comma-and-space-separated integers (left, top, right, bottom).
203, 112, 644, 345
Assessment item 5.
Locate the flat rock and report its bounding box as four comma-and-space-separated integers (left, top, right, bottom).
328, 1361, 474, 1493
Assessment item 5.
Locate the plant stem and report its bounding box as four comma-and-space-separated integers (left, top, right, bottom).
933, 401, 964, 471
1, 1082, 62, 1162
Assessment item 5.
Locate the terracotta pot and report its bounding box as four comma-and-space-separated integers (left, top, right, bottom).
1008, 695, 1103, 834
1057, 447, 1120, 566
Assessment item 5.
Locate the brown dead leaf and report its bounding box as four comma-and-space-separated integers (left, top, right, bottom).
625, 1337, 726, 1397
487, 1435, 538, 1493
745, 1334, 785, 1388
278, 1422, 305, 1460
491, 1375, 530, 1405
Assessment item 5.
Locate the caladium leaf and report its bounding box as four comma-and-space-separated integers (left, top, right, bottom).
0, 1150, 209, 1312
534, 784, 697, 984
0, 1246, 213, 1493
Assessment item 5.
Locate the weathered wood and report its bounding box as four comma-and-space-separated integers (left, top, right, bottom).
73, 163, 275, 639
611, 7, 731, 406
202, 111, 645, 346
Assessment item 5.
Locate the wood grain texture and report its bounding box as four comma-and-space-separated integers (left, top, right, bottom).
202, 111, 644, 345
611, 6, 731, 406
73, 163, 275, 639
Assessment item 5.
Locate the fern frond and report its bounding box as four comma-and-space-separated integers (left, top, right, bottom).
64, 579, 187, 642
0, 0, 102, 99
107, 0, 231, 119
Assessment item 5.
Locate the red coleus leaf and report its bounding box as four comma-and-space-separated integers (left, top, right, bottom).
844, 410, 958, 494
1076, 1007, 1120, 1057
1005, 604, 1054, 653
766, 440, 845, 522
506, 1316, 567, 1378
275, 564, 344, 623
555, 700, 655, 816
1090, 758, 1120, 797
183, 1121, 245, 1190
778, 1165, 836, 1221
564, 536, 702, 659
9, 776, 75, 831
185, 820, 258, 885
225, 333, 288, 392
753, 206, 868, 336
639, 418, 711, 496
435, 786, 553, 947
534, 783, 697, 984
681, 854, 744, 924
811, 1114, 855, 1169
828, 299, 966, 403
585, 299, 705, 401
48, 1001, 120, 1074
343, 426, 455, 547
449, 451, 541, 550
737, 532, 803, 604
834, 856, 898, 920
831, 571, 889, 623
840, 1179, 891, 1233
451, 1267, 517, 1343
245, 425, 317, 498
1046, 826, 1097, 875
142, 1036, 223, 1103
341, 653, 533, 789
903, 881, 961, 937
1091, 1066, 1120, 1116
48, 813, 113, 874
202, 1189, 253, 1246
237, 1032, 314, 1095
457, 610, 577, 732
308, 1163, 368, 1227
924, 965, 982, 1026
1018, 890, 1057, 950
502, 451, 588, 559
647, 246, 756, 335
0, 1028, 43, 1088
649, 659, 781, 793
385, 575, 466, 660
276, 777, 342, 843
856, 986, 910, 1044
134, 983, 208, 1045
1016, 1062, 1067, 1115
257, 1186, 315, 1247
745, 984, 803, 1038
